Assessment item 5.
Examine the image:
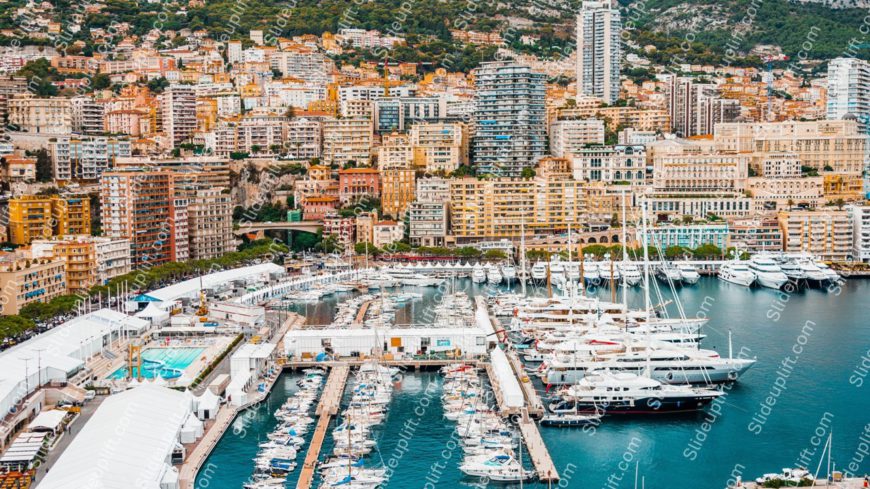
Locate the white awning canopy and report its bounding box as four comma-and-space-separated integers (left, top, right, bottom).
28, 410, 67, 433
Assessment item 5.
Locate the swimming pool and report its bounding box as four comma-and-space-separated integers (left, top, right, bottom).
108, 347, 205, 380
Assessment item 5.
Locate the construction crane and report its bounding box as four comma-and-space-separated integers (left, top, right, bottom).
763, 54, 788, 121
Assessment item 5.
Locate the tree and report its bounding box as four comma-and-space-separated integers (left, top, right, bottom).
35, 149, 52, 182
318, 234, 343, 254
91, 73, 111, 90
834, 198, 845, 210
291, 231, 320, 251
582, 245, 609, 257
520, 167, 536, 179
665, 246, 692, 259
354, 242, 381, 256
456, 246, 482, 258
693, 243, 722, 259
483, 249, 507, 260
526, 250, 551, 261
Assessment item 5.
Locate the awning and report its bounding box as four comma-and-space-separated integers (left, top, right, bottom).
132, 294, 162, 302
28, 410, 67, 433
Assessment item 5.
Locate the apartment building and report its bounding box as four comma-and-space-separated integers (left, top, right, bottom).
377, 133, 413, 170
472, 61, 547, 176
747, 154, 823, 212
848, 205, 870, 263
714, 120, 866, 174
576, 1, 622, 104
728, 216, 784, 253
646, 139, 751, 219
556, 106, 670, 133
449, 157, 616, 241
381, 169, 416, 219
409, 201, 448, 246
643, 224, 729, 250
778, 209, 852, 261
664, 75, 740, 137
8, 195, 91, 245
31, 236, 97, 293
187, 188, 234, 260
100, 171, 175, 269
322, 118, 373, 166
114, 156, 231, 196
237, 113, 286, 153
70, 96, 105, 135
570, 144, 647, 184
409, 121, 469, 173
826, 57, 870, 130
374, 96, 445, 133
160, 84, 197, 149
285, 118, 322, 160
0, 156, 36, 182
338, 168, 380, 204
8, 94, 72, 134
0, 256, 66, 315
549, 119, 605, 157
416, 177, 451, 204
50, 137, 132, 182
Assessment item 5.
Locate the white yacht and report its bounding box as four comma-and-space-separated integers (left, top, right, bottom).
796, 257, 829, 285
471, 265, 487, 284
549, 260, 566, 286
718, 261, 755, 287
618, 262, 642, 286
501, 264, 517, 283
656, 263, 683, 284
530, 261, 548, 281
459, 453, 535, 482
582, 262, 601, 284
565, 262, 581, 282
487, 265, 503, 285
599, 261, 620, 283
677, 262, 700, 285
748, 255, 788, 289
543, 346, 756, 385
815, 261, 841, 283
554, 371, 724, 414
779, 259, 806, 281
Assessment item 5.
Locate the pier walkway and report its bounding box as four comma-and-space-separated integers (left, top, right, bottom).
518, 409, 559, 482
296, 364, 350, 489
352, 301, 372, 327
506, 349, 545, 417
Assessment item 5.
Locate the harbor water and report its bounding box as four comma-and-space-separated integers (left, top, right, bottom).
196, 277, 870, 488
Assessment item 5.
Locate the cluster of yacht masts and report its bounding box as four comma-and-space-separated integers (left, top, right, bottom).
490, 201, 757, 421
315, 362, 402, 488
441, 364, 536, 482
244, 371, 325, 488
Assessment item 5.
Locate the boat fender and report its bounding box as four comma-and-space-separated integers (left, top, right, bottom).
728, 371, 738, 381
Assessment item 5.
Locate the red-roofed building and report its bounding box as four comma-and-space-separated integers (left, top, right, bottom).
302, 196, 340, 220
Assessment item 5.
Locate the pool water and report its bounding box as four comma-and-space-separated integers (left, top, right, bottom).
108, 347, 205, 379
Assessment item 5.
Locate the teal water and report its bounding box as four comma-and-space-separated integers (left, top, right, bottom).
108, 347, 204, 379
196, 278, 870, 488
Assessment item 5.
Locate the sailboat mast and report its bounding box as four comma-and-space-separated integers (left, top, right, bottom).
641, 199, 651, 320
521, 219, 527, 297
621, 191, 628, 309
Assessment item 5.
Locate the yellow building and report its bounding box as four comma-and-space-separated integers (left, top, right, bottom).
0, 256, 67, 315
8, 195, 91, 245
31, 238, 97, 293
778, 209, 852, 261
449, 158, 617, 241
381, 169, 415, 219
823, 174, 864, 203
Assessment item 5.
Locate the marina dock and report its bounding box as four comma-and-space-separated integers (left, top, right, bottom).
296, 364, 350, 489
518, 410, 559, 482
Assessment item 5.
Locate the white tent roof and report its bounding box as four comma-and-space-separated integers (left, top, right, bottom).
0, 308, 148, 417
135, 302, 170, 321
196, 389, 220, 412
38, 385, 192, 489
490, 348, 524, 409
147, 263, 284, 303
28, 410, 67, 432
234, 343, 276, 360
